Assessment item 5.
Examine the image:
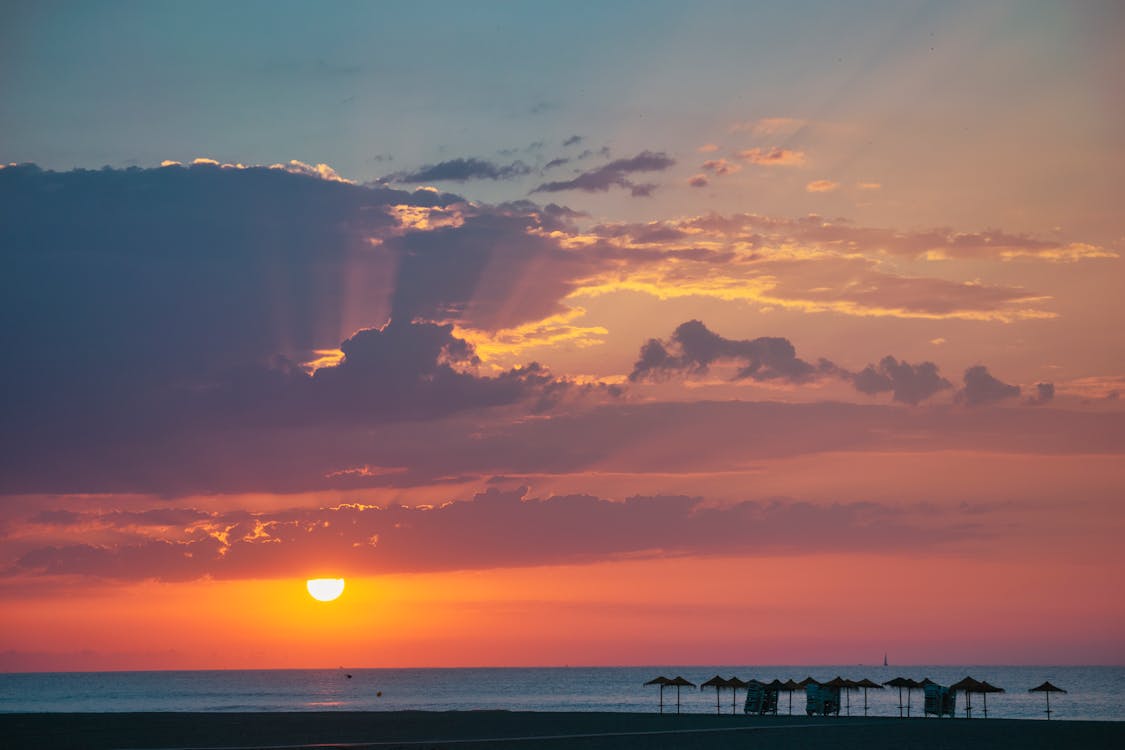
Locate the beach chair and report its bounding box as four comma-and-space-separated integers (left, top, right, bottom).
923, 684, 956, 718
805, 684, 841, 716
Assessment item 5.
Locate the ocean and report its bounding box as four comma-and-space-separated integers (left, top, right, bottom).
1, 666, 1121, 721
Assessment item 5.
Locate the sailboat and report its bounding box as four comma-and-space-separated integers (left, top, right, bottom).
883, 653, 888, 667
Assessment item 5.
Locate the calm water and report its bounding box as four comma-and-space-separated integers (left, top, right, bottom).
1, 666, 1121, 721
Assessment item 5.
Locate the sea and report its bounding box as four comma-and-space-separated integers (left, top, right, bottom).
1, 666, 1121, 721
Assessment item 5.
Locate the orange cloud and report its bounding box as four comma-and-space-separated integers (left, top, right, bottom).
737, 147, 807, 166
730, 117, 807, 135
806, 179, 839, 192
688, 174, 709, 188
701, 159, 741, 176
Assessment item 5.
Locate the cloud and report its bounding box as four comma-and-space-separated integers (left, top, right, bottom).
688, 174, 709, 188
852, 356, 953, 405
737, 147, 806, 166
389, 158, 531, 183
1026, 382, 1055, 406
629, 320, 833, 384
532, 151, 675, 196
806, 179, 839, 193
9, 489, 985, 581
701, 159, 741, 176
697, 143, 720, 153
957, 365, 1022, 406
731, 117, 807, 136
562, 135, 583, 147
856, 181, 882, 190
629, 322, 955, 405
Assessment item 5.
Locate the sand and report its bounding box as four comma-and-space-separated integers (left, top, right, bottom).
3, 711, 1123, 750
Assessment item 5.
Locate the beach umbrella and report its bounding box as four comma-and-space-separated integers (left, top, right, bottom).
977, 681, 1004, 718
700, 675, 729, 715
883, 677, 921, 718
824, 677, 858, 716
644, 676, 672, 714
727, 677, 749, 715
950, 677, 986, 719
796, 676, 820, 687
781, 679, 801, 715
668, 676, 696, 715
1029, 681, 1067, 720
854, 678, 884, 716
764, 679, 786, 716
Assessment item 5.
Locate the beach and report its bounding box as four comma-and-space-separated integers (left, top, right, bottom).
4, 711, 1124, 750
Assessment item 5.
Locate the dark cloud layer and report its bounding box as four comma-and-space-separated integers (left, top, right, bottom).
10, 489, 980, 581
533, 151, 675, 196
853, 356, 953, 405
389, 157, 531, 183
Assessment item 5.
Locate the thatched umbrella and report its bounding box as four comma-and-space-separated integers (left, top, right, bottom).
1029, 681, 1067, 720
854, 678, 884, 716
950, 676, 986, 719
884, 677, 922, 717
644, 676, 672, 714
700, 675, 730, 715
668, 676, 696, 715
977, 681, 1004, 718
780, 678, 801, 715
796, 676, 820, 688
727, 676, 750, 715
824, 676, 858, 716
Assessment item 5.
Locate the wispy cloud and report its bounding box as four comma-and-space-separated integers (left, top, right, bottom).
737, 147, 807, 166
806, 179, 839, 192
532, 151, 675, 196
388, 157, 531, 183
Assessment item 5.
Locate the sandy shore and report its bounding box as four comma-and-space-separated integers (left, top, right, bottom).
3, 711, 1123, 750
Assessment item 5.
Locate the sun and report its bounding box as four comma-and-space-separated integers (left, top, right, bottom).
306, 578, 345, 602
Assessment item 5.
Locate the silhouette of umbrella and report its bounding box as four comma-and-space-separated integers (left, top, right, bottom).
668, 676, 696, 715
780, 679, 801, 715
884, 677, 922, 717
854, 678, 884, 716
796, 676, 820, 687
824, 677, 859, 716
700, 675, 730, 715
950, 677, 986, 719
727, 676, 749, 715
1029, 681, 1067, 720
644, 676, 672, 714
977, 681, 1004, 718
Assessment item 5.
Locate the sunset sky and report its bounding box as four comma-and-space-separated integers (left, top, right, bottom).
2, 1, 1124, 671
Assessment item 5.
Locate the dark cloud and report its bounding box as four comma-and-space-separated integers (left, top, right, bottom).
532, 151, 675, 196
542, 157, 570, 171
852, 356, 953, 405
688, 174, 709, 188
10, 489, 981, 581
1026, 382, 1055, 406
958, 365, 1021, 406
389, 157, 531, 183
563, 135, 583, 147
630, 320, 834, 384
0, 164, 611, 496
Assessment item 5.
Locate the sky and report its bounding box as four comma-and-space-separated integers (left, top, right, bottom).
2, 0, 1124, 671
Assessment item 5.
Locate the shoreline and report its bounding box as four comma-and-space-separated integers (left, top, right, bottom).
4, 711, 1125, 750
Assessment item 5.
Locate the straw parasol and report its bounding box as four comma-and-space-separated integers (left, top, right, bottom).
700, 675, 730, 715
667, 676, 696, 715
823, 676, 858, 716
883, 677, 922, 717
977, 680, 1004, 718
727, 676, 749, 715
950, 676, 986, 719
854, 678, 884, 716
780, 679, 801, 715
644, 676, 672, 714
1029, 681, 1067, 720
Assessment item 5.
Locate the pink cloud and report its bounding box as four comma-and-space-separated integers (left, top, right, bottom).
806, 179, 839, 192
737, 147, 807, 166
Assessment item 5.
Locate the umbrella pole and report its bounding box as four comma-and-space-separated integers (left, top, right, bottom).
715, 687, 720, 715
1046, 691, 1051, 720
863, 687, 869, 716
982, 692, 988, 718
660, 685, 664, 714
789, 690, 793, 715
897, 686, 903, 718
677, 685, 681, 715
907, 688, 912, 718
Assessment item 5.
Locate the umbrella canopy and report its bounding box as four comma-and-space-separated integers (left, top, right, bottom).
778, 679, 800, 715
823, 677, 858, 716
1029, 681, 1067, 720
884, 677, 922, 718
700, 675, 730, 715
727, 677, 749, 715
645, 676, 672, 714
796, 676, 821, 687
950, 677, 986, 718
854, 678, 884, 717
667, 676, 696, 715
977, 681, 1004, 718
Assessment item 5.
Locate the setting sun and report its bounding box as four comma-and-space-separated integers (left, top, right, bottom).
306, 578, 345, 602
